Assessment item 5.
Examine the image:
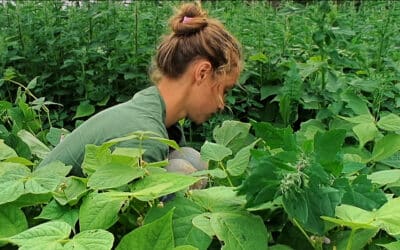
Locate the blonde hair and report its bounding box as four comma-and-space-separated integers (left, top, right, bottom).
150, 2, 242, 83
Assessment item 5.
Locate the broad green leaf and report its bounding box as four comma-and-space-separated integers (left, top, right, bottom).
321, 216, 377, 230
377, 113, 400, 132
79, 191, 129, 231
190, 187, 246, 212
64, 229, 114, 250
145, 196, 211, 250
210, 212, 268, 250
341, 90, 370, 115
0, 162, 30, 204
9, 193, 52, 208
213, 120, 251, 153
284, 185, 341, 235
8, 221, 70, 247
174, 246, 199, 250
371, 134, 400, 162
82, 144, 112, 176
368, 169, 400, 186
17, 129, 50, 159
378, 241, 400, 250
334, 175, 387, 210
227, 140, 259, 176
192, 213, 215, 237
149, 136, 180, 150
200, 141, 232, 162
46, 127, 70, 147
335, 204, 375, 225
0, 204, 28, 245
35, 200, 79, 228
112, 147, 144, 158
4, 156, 33, 166
0, 139, 17, 160
24, 161, 71, 194
116, 209, 175, 250
333, 228, 379, 250
314, 129, 346, 176
130, 173, 200, 201
339, 114, 375, 124
375, 198, 400, 236
88, 155, 144, 189
53, 177, 88, 206
192, 168, 227, 179
352, 123, 379, 148
73, 101, 95, 119
252, 122, 297, 151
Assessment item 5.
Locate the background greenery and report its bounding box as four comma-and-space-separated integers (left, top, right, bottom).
1, 1, 400, 249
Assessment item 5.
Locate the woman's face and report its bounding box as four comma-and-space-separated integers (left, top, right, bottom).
187, 68, 239, 124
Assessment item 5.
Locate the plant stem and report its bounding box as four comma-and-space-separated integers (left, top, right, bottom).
218, 161, 233, 187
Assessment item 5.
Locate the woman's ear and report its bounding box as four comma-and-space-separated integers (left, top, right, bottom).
194, 60, 212, 84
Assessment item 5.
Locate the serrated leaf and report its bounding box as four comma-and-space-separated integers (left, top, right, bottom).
116, 209, 175, 250
88, 155, 144, 189
64, 229, 114, 250
79, 191, 129, 231
377, 113, 400, 132
200, 141, 232, 162
130, 173, 200, 201
252, 122, 297, 151
314, 129, 346, 176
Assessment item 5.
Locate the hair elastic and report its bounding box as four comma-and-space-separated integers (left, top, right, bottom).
182, 16, 193, 24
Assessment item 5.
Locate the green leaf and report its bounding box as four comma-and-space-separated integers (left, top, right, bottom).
82, 144, 112, 176
352, 123, 379, 148
0, 139, 18, 160
26, 76, 38, 89
192, 213, 215, 237
339, 114, 375, 124
79, 191, 129, 231
368, 169, 400, 186
46, 127, 69, 147
190, 187, 246, 212
130, 173, 200, 201
25, 161, 71, 194
341, 90, 370, 115
227, 140, 259, 176
116, 209, 175, 250
377, 113, 400, 132
252, 122, 297, 151
333, 228, 379, 250
200, 141, 232, 162
73, 101, 95, 120
314, 129, 346, 176
378, 241, 400, 250
0, 162, 30, 204
375, 197, 400, 236
17, 130, 50, 159
53, 176, 88, 206
145, 196, 211, 250
35, 200, 79, 229
174, 246, 199, 250
212, 120, 252, 154
8, 221, 70, 248
207, 212, 268, 250
0, 204, 28, 245
371, 133, 400, 162
88, 155, 144, 189
334, 175, 387, 210
64, 229, 114, 250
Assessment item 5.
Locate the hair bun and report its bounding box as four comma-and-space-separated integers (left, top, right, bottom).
170, 3, 208, 35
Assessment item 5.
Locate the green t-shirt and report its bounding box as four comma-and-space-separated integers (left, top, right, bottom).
39, 86, 184, 176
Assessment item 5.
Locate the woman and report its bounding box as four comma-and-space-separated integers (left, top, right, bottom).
39, 2, 242, 176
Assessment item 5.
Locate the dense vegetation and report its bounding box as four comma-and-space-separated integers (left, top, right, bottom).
1, 1, 400, 249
